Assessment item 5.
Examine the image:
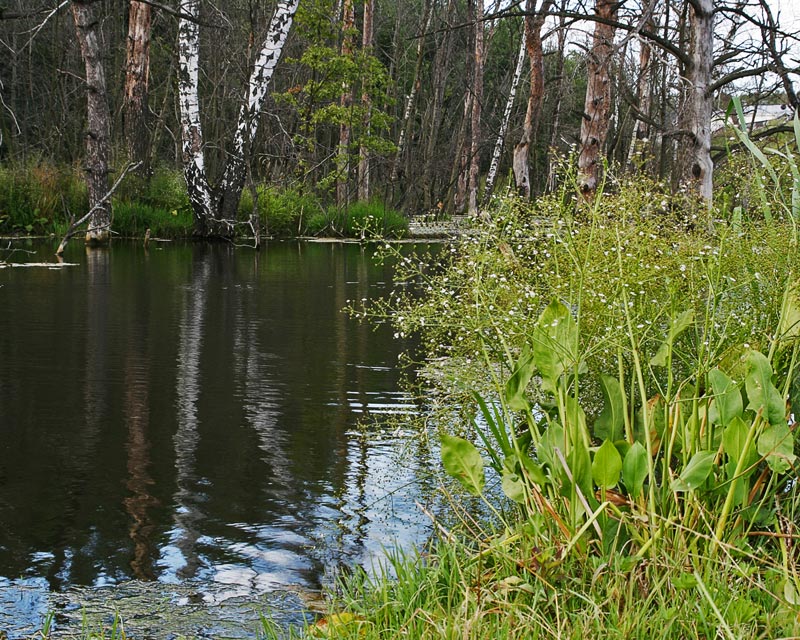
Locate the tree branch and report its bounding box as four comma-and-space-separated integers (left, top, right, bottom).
56, 162, 141, 255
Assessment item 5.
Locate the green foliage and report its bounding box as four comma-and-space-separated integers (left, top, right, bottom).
112, 168, 193, 238
280, 0, 395, 191
239, 185, 322, 237
307, 200, 408, 239
0, 162, 86, 235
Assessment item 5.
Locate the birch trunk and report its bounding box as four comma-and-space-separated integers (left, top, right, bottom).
677, 0, 714, 203
218, 0, 299, 222
177, 0, 215, 235
123, 0, 151, 172
178, 0, 298, 237
483, 34, 526, 205
577, 0, 617, 197
512, 0, 552, 199
336, 0, 356, 207
71, 0, 112, 245
357, 0, 374, 201
467, 0, 484, 216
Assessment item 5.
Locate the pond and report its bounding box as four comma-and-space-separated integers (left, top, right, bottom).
0, 239, 437, 637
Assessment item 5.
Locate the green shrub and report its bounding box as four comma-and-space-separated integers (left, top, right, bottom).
239, 185, 322, 237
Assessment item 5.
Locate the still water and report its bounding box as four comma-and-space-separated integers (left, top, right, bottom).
0, 240, 436, 636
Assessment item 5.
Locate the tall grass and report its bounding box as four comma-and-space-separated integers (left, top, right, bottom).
326, 155, 800, 637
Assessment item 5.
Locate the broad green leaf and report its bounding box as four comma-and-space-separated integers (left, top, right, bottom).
519, 455, 548, 487
622, 442, 648, 499
537, 423, 564, 471
745, 351, 786, 426
595, 374, 625, 442
501, 470, 526, 503
592, 438, 622, 489
531, 300, 578, 394
565, 393, 589, 445
708, 368, 743, 427
779, 282, 800, 342
566, 439, 596, 510
671, 451, 716, 492
440, 434, 485, 496
757, 423, 797, 473
650, 309, 694, 367
723, 416, 755, 467
505, 345, 536, 411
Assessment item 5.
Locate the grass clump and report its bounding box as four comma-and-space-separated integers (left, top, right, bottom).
0, 162, 86, 235
239, 185, 323, 237
306, 200, 408, 239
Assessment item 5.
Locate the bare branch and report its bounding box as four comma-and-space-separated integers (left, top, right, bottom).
56, 162, 142, 256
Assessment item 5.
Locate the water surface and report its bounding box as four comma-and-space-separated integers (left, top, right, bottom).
0, 240, 434, 636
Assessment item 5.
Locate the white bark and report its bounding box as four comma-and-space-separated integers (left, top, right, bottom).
177, 0, 215, 229
483, 35, 526, 205
220, 0, 300, 220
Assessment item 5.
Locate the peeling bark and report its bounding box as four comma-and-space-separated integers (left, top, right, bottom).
512, 0, 553, 199
676, 0, 713, 203
71, 0, 112, 245
219, 0, 299, 222
123, 0, 151, 171
577, 0, 617, 197
178, 0, 298, 237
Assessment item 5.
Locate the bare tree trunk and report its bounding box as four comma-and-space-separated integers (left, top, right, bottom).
357, 0, 374, 202
546, 5, 569, 192
391, 0, 433, 185
123, 0, 151, 172
676, 0, 713, 202
71, 0, 112, 245
483, 34, 526, 205
337, 0, 355, 207
422, 0, 455, 211
512, 0, 553, 199
467, 0, 484, 216
453, 0, 476, 214
577, 0, 617, 197
626, 23, 654, 170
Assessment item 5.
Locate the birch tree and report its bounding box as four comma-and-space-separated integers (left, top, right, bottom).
178, 0, 299, 238
483, 34, 526, 205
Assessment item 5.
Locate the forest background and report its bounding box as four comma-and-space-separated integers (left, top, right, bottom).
1, 0, 799, 242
